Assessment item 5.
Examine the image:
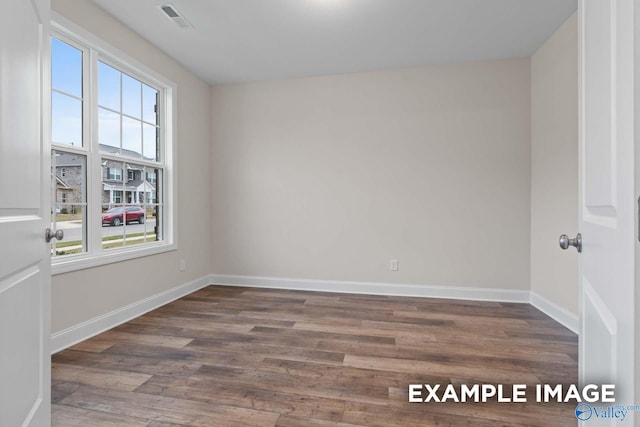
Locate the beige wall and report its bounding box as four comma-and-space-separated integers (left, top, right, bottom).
51, 0, 211, 333
211, 59, 532, 290
530, 13, 579, 315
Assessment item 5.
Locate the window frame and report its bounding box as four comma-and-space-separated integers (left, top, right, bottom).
108, 167, 122, 181
51, 13, 178, 275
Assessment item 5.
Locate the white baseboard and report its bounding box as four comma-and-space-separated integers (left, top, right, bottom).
50, 275, 211, 354
209, 274, 530, 303
530, 291, 579, 334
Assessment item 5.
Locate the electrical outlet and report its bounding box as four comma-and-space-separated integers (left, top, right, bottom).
179, 259, 186, 271
390, 259, 399, 271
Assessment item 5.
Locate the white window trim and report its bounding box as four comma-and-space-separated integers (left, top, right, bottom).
108, 168, 122, 181
51, 13, 178, 276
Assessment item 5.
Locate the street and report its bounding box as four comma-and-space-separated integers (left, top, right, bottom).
55, 219, 157, 242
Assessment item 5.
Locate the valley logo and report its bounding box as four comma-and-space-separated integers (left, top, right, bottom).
575, 403, 640, 422
575, 404, 593, 421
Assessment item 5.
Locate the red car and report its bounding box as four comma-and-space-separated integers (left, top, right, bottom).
102, 206, 145, 226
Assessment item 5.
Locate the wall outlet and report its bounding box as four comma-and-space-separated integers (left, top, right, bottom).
179, 259, 186, 271
390, 259, 399, 271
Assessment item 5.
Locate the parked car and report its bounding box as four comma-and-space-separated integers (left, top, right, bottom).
102, 206, 145, 226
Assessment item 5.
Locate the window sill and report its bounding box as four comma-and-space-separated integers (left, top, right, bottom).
51, 241, 176, 275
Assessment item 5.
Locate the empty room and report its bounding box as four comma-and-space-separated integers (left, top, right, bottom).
1, 0, 638, 426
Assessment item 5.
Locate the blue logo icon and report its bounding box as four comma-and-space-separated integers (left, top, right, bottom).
576, 404, 593, 421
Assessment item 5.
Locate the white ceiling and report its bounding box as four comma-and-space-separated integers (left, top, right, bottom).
90, 0, 577, 85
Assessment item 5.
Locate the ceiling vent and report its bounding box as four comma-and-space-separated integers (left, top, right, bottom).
159, 4, 194, 29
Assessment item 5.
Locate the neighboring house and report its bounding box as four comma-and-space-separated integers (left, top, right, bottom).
54, 152, 83, 213
54, 145, 158, 211
100, 145, 158, 209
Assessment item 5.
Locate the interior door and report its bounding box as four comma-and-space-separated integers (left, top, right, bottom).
578, 0, 635, 423
0, 0, 51, 426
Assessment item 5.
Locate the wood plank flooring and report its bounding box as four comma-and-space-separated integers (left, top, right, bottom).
52, 286, 578, 426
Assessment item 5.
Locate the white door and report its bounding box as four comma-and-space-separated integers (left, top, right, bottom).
0, 0, 51, 426
578, 0, 635, 424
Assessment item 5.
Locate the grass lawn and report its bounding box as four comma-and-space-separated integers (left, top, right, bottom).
55, 214, 157, 222
53, 231, 157, 255
55, 213, 82, 222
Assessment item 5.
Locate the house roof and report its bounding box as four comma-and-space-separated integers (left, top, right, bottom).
55, 144, 155, 166
54, 151, 84, 167
100, 144, 155, 162
103, 178, 156, 192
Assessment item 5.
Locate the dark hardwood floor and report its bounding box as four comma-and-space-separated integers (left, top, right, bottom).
52, 286, 578, 426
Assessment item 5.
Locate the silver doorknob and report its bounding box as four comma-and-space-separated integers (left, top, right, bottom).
45, 228, 64, 243
559, 233, 582, 253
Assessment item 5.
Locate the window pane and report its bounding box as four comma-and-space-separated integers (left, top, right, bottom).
51, 207, 86, 257
52, 92, 82, 146
124, 204, 157, 246
122, 117, 142, 158
102, 159, 124, 208
98, 107, 120, 151
137, 165, 157, 204
102, 204, 125, 250
51, 37, 82, 97
122, 74, 142, 119
145, 169, 157, 186
143, 84, 158, 124
98, 61, 120, 111
123, 163, 145, 205
143, 123, 158, 161
103, 164, 156, 249
108, 168, 122, 181
55, 151, 87, 201
52, 150, 86, 257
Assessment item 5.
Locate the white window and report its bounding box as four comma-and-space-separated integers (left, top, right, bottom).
108, 167, 122, 181
50, 21, 176, 274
